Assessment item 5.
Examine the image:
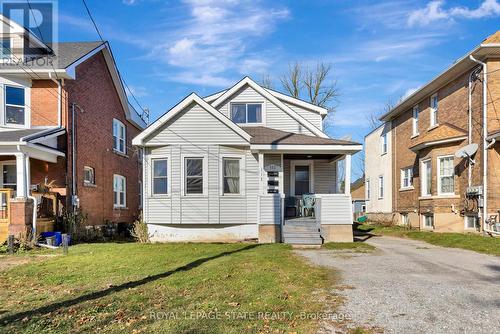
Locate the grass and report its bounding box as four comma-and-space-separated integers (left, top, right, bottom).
323, 242, 375, 253
357, 223, 500, 256
0, 242, 338, 334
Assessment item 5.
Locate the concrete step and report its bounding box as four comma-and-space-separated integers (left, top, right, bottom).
284, 237, 322, 245
284, 233, 321, 239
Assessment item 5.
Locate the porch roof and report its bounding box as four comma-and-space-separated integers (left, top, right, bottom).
243, 126, 359, 146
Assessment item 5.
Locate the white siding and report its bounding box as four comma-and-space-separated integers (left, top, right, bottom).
283, 102, 323, 130
144, 103, 248, 146
259, 194, 282, 225
217, 85, 315, 135
283, 159, 337, 196
317, 195, 353, 225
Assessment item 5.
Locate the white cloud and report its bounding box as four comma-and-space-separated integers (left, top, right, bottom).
126, 85, 149, 97
149, 0, 289, 86
408, 0, 500, 26
401, 86, 420, 100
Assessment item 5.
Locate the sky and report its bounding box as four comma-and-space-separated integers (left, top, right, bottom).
53, 0, 500, 178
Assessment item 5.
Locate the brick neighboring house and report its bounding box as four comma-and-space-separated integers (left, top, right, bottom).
379, 31, 500, 234
0, 15, 146, 242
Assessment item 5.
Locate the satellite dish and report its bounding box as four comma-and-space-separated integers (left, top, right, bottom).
455, 143, 478, 164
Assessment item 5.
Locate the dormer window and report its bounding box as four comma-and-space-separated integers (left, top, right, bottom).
5, 86, 25, 126
230, 103, 262, 124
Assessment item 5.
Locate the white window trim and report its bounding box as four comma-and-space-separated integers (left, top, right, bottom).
290, 160, 314, 196
422, 214, 434, 229
437, 155, 455, 196
113, 174, 127, 208
378, 175, 384, 199
380, 133, 387, 155
430, 93, 438, 128
83, 166, 95, 186
0, 160, 16, 190
181, 155, 208, 197
3, 84, 30, 128
229, 101, 266, 126
112, 118, 126, 154
149, 155, 171, 197
412, 105, 419, 137
464, 214, 478, 230
420, 159, 432, 197
400, 167, 413, 190
220, 154, 246, 196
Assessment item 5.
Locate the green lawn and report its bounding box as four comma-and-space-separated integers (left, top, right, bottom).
357, 223, 500, 256
323, 242, 375, 253
0, 242, 337, 334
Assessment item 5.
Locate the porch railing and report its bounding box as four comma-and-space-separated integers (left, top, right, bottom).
0, 189, 13, 243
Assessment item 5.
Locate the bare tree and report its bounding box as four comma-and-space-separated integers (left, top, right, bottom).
303, 62, 338, 110
260, 74, 273, 89
280, 63, 302, 98
366, 98, 398, 130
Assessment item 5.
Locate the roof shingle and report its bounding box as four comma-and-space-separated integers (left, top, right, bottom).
242, 126, 360, 145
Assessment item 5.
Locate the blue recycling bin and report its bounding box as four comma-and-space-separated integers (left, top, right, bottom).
41, 232, 63, 246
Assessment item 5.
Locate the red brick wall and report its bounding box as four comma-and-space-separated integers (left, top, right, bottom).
31, 80, 59, 126
64, 51, 141, 225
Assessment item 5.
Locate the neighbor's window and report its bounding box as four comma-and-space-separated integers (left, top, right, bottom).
421, 159, 431, 196
423, 214, 434, 228
294, 165, 310, 196
438, 156, 454, 195
465, 215, 478, 230
401, 167, 413, 189
381, 133, 387, 154
185, 157, 204, 195
430, 93, 438, 127
83, 166, 95, 185
152, 158, 168, 195
378, 175, 384, 199
113, 174, 126, 208
0, 38, 11, 58
230, 103, 262, 124
412, 105, 419, 136
112, 119, 126, 154
401, 213, 409, 226
5, 86, 25, 126
223, 158, 240, 194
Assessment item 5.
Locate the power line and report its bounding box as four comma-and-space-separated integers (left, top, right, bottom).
81, 0, 104, 42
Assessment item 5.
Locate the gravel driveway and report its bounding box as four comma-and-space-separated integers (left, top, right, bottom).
297, 236, 500, 334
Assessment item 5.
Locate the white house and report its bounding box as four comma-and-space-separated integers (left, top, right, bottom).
133, 77, 362, 244
364, 122, 393, 222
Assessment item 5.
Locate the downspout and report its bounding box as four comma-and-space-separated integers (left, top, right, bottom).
469, 55, 488, 234
49, 72, 62, 127
71, 103, 77, 213
467, 68, 479, 187
26, 158, 37, 241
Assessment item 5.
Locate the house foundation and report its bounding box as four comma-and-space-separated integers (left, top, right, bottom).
321, 224, 353, 242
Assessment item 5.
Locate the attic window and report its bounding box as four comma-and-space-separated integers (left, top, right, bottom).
231, 103, 262, 124
0, 38, 11, 58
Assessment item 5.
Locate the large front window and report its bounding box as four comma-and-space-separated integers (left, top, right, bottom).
185, 158, 204, 195
230, 103, 262, 124
295, 165, 310, 196
112, 119, 126, 154
113, 174, 126, 208
5, 86, 25, 125
438, 156, 454, 195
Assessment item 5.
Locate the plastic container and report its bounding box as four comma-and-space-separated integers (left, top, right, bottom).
41, 232, 63, 246
46, 236, 56, 246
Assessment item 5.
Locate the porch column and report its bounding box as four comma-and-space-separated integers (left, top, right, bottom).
344, 154, 351, 195
15, 153, 27, 198
258, 152, 264, 195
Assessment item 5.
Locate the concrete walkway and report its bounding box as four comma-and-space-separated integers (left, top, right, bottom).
297, 236, 500, 334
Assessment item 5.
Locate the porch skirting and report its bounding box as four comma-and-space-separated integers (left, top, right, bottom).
147, 224, 258, 242
321, 224, 353, 242
258, 224, 281, 243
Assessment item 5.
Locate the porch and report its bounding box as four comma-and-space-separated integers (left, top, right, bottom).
0, 128, 66, 242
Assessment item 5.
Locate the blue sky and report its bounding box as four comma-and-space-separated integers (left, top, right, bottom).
56, 0, 500, 177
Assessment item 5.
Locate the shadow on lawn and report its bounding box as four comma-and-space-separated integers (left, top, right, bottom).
0, 244, 260, 326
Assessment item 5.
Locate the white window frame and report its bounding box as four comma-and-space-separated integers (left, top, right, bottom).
113, 174, 126, 208
220, 155, 245, 196
181, 155, 208, 196
83, 166, 95, 186
437, 155, 455, 196
381, 133, 387, 155
0, 160, 16, 191
290, 160, 314, 196
430, 93, 438, 127
112, 118, 126, 154
421, 159, 432, 197
464, 215, 478, 230
4, 84, 29, 128
400, 167, 413, 189
366, 179, 370, 200
378, 175, 384, 199
150, 157, 170, 197
412, 105, 419, 136
229, 102, 265, 126
423, 214, 434, 229
401, 213, 409, 226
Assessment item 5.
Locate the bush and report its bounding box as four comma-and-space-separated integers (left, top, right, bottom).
130, 219, 150, 243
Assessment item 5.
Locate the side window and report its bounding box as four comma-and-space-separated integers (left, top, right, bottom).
113, 174, 126, 208
430, 94, 438, 127
83, 166, 95, 185
222, 158, 241, 194
152, 158, 168, 195
5, 86, 26, 126
113, 119, 126, 154
184, 157, 204, 195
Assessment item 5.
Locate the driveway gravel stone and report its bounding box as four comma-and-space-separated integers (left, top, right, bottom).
296, 236, 500, 334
